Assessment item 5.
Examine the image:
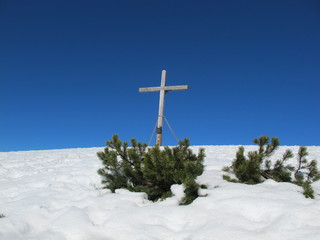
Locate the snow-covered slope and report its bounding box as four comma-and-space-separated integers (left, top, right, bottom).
1, 146, 320, 240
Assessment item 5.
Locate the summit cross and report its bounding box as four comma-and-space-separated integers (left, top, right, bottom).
139, 70, 189, 146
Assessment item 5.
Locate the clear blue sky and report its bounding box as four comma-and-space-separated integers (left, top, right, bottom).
1, 0, 319, 151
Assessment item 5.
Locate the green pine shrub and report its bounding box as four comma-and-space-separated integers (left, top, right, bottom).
292, 146, 320, 199
302, 182, 315, 199
97, 135, 205, 204
223, 136, 320, 198
180, 178, 200, 205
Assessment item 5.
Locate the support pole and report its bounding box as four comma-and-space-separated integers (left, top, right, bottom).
156, 70, 166, 145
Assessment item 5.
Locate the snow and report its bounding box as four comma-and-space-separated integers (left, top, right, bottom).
1, 145, 320, 240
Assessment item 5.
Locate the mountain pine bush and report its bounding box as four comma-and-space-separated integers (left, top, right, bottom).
293, 146, 320, 198
223, 136, 320, 198
97, 135, 205, 204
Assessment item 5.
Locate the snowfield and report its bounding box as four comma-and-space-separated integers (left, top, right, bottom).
1, 145, 320, 240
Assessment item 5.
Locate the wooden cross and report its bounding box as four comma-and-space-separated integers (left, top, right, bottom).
139, 70, 189, 146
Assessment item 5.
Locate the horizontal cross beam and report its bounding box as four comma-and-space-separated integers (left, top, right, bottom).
139, 85, 188, 93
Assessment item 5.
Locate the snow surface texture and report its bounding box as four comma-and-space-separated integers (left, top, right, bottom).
1, 146, 320, 240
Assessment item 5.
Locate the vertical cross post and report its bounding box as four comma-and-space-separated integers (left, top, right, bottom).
156, 70, 167, 145
139, 70, 188, 146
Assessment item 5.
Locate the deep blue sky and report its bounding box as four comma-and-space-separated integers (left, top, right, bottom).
1, 0, 320, 151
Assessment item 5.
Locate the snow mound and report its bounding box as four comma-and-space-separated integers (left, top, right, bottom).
1, 146, 320, 240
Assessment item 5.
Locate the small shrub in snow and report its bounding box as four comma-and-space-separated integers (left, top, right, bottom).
223, 136, 320, 198
293, 146, 320, 199
200, 184, 208, 189
294, 146, 320, 183
97, 134, 205, 204
180, 178, 200, 205
301, 182, 314, 199
0, 214, 5, 218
